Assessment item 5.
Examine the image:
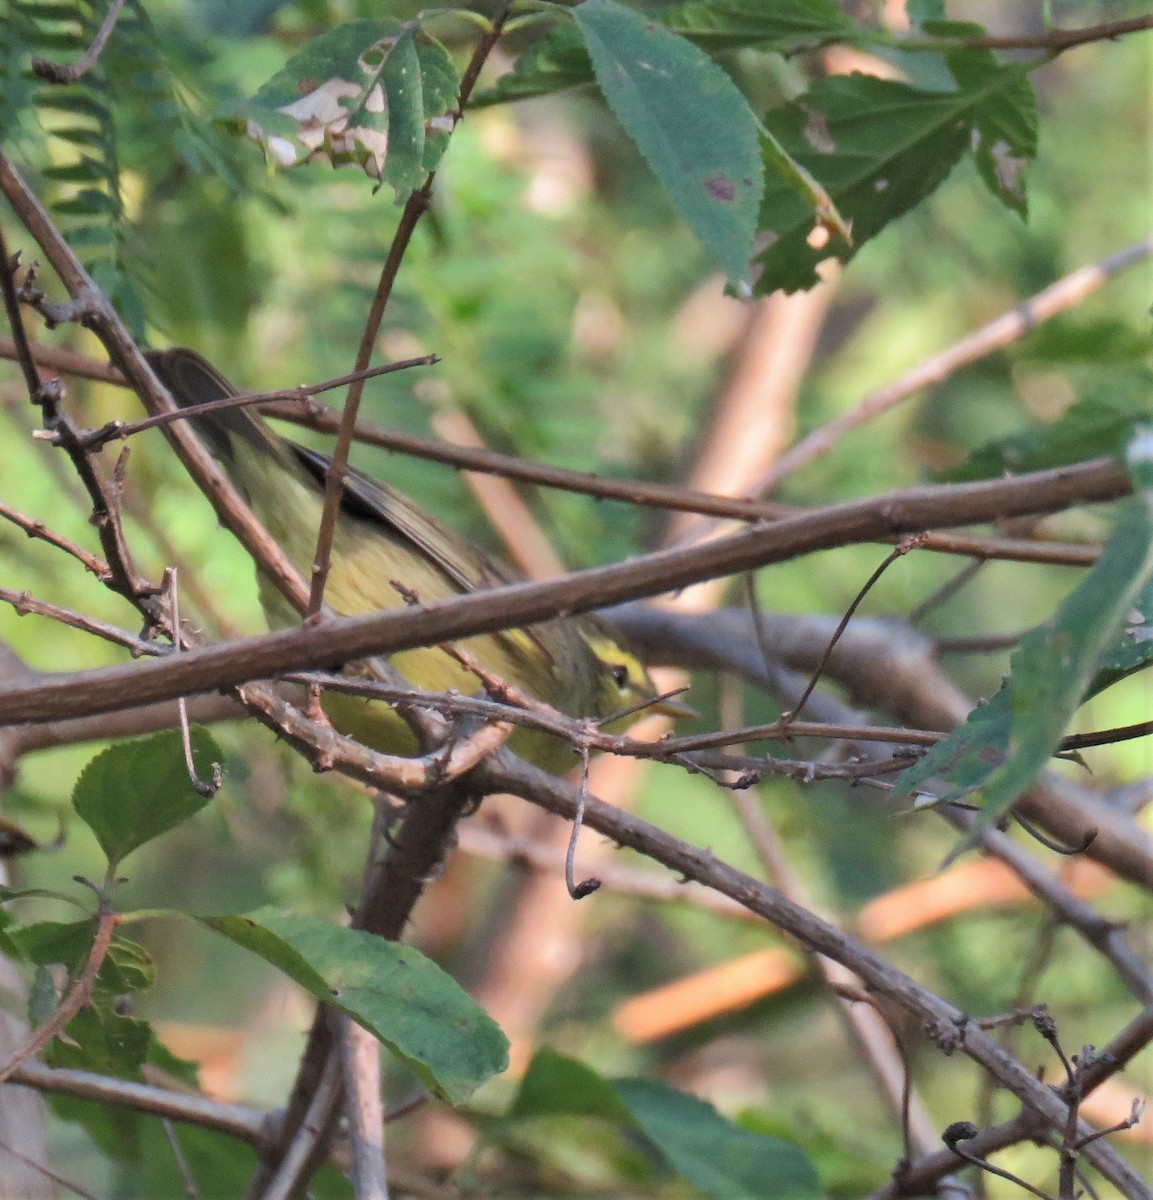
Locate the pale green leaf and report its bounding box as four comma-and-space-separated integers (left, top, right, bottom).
202, 910, 508, 1103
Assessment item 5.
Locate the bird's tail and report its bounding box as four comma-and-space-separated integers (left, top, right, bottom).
145, 347, 285, 466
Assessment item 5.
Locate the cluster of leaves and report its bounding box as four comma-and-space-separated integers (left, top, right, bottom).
0, 732, 820, 1194
236, 0, 1039, 290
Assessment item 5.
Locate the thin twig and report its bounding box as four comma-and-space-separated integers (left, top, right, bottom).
897, 14, 1153, 53
162, 1119, 201, 1200
10, 1062, 267, 1143
308, 0, 515, 618
564, 746, 600, 900
72, 355, 438, 451
783, 536, 925, 725
253, 1054, 344, 1200
165, 569, 222, 798
0, 499, 110, 578
909, 558, 986, 625
944, 1123, 1059, 1200
0, 586, 161, 656
31, 0, 127, 83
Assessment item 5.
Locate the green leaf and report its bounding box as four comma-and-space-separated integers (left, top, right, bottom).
6, 919, 155, 1009
894, 494, 1153, 828
939, 29, 1036, 215
0, 885, 83, 907
6, 918, 95, 971
46, 1002, 154, 1080
508, 1046, 634, 1122
755, 62, 1036, 292
72, 730, 222, 869
944, 369, 1153, 481
101, 935, 157, 995
574, 0, 763, 283
506, 1051, 821, 1198
615, 1078, 822, 1200
202, 910, 508, 1103
238, 18, 459, 194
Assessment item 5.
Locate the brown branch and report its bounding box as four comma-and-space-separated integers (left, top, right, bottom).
4, 344, 1108, 571
479, 754, 1146, 1196
0, 336, 124, 383
339, 1018, 388, 1200
0, 586, 162, 656
0, 499, 110, 579
0, 457, 1131, 727
72, 355, 438, 452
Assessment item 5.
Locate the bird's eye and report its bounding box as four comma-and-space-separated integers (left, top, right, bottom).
610, 664, 629, 689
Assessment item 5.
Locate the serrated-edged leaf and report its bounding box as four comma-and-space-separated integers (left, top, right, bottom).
101, 935, 156, 995
615, 1078, 822, 1200
202, 910, 508, 1103
238, 18, 459, 193
6, 918, 155, 995
664, 0, 856, 52
894, 499, 1153, 827
891, 688, 1012, 807
944, 369, 1153, 481
72, 730, 222, 869
755, 67, 1032, 293
574, 0, 763, 283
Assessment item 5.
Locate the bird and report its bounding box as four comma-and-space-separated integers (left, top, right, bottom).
145, 348, 680, 772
